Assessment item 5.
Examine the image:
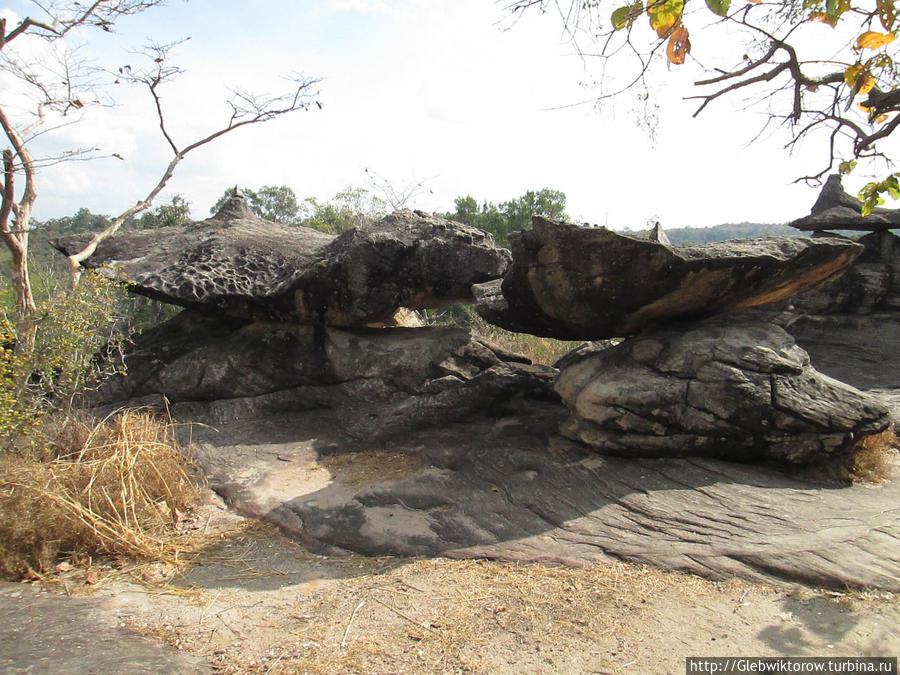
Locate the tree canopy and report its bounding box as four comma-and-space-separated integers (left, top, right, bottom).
505, 0, 900, 211
449, 188, 568, 246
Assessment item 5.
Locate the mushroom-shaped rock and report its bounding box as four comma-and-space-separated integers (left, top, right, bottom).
791, 174, 900, 231
51, 199, 511, 325
476, 216, 862, 340
554, 315, 892, 465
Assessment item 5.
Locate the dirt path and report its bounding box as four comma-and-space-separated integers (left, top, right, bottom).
12, 496, 896, 675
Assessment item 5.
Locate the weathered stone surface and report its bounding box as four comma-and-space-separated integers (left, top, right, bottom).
188, 403, 900, 592
783, 313, 900, 392
52, 195, 510, 325
792, 230, 900, 314
554, 315, 891, 464
93, 310, 557, 435
0, 583, 209, 673
791, 174, 900, 231
475, 217, 862, 340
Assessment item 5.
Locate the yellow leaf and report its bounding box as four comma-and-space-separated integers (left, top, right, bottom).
845, 64, 876, 94
844, 63, 864, 85
856, 31, 896, 50
648, 0, 684, 38
876, 113, 890, 123
666, 26, 690, 64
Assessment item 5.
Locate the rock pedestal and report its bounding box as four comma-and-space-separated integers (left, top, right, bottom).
93, 309, 557, 437
554, 315, 891, 464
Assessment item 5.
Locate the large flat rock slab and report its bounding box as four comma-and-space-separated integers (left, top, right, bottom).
476, 217, 861, 340
52, 196, 510, 325
189, 404, 900, 592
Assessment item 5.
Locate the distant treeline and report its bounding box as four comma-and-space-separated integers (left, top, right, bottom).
622, 222, 796, 245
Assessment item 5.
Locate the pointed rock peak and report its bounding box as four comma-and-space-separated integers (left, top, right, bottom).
811, 174, 863, 215
649, 221, 671, 247
211, 186, 255, 222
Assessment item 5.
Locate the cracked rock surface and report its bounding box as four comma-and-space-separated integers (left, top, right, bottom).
554, 314, 891, 464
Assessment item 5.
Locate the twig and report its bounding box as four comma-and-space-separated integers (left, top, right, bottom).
217, 613, 244, 638
264, 650, 288, 674
340, 600, 366, 648
372, 597, 438, 632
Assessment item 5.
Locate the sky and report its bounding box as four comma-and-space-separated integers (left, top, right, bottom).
1, 0, 897, 229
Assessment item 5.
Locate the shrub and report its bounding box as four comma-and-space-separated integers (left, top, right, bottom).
1, 272, 129, 451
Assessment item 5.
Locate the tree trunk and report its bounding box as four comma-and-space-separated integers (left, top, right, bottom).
9, 208, 36, 352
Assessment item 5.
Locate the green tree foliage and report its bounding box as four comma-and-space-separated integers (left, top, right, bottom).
301, 188, 388, 234
449, 189, 568, 246
130, 195, 192, 230
210, 185, 388, 234
1, 273, 128, 448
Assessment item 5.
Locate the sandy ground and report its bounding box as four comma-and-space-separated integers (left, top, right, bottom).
26, 492, 897, 675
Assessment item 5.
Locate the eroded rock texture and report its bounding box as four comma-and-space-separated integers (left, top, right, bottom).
791, 230, 900, 314
554, 315, 891, 464
52, 195, 510, 325
475, 217, 861, 340
791, 174, 900, 231
93, 310, 556, 436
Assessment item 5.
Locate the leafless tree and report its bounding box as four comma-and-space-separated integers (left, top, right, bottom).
503, 0, 900, 185
0, 1, 320, 342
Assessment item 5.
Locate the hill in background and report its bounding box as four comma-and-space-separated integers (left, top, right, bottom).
618, 222, 796, 245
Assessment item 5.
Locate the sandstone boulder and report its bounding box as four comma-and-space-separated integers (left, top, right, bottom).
52, 194, 510, 325
554, 315, 891, 464
476, 217, 862, 340
92, 310, 556, 435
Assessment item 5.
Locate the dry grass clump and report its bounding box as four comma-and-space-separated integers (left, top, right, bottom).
848, 427, 898, 483
320, 450, 423, 486
0, 410, 200, 579
470, 316, 581, 366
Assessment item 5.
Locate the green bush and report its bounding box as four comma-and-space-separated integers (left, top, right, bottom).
1, 272, 130, 452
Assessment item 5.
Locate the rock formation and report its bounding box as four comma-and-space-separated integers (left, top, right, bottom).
782, 177, 900, 395
554, 314, 891, 464
791, 173, 900, 231
52, 193, 510, 326
92, 309, 557, 436
475, 216, 862, 340
53, 185, 900, 593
